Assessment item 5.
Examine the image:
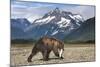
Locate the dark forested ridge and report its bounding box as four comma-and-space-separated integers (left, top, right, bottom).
64, 17, 95, 43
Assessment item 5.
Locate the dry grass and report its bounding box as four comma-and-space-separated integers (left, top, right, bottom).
10, 43, 95, 66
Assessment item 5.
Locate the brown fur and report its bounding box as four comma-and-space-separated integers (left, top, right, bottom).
27, 36, 64, 62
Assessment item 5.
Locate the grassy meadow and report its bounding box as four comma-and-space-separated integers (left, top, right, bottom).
10, 43, 95, 66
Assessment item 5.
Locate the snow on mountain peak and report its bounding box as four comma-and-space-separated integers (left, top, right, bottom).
57, 17, 71, 28
73, 14, 84, 22
51, 30, 59, 35
31, 8, 84, 27
34, 16, 55, 25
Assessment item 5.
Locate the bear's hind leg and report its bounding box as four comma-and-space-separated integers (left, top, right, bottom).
27, 48, 38, 62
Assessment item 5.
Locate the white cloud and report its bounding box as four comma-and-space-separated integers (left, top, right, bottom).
11, 4, 54, 23
11, 1, 95, 23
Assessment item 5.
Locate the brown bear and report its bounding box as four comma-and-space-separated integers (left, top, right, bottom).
27, 36, 64, 62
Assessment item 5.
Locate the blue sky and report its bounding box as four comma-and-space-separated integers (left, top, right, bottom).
11, 0, 95, 23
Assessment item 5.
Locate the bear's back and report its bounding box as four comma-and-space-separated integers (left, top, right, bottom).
38, 36, 64, 47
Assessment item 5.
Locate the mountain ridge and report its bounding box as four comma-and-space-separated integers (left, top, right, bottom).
11, 8, 94, 41
23, 8, 84, 40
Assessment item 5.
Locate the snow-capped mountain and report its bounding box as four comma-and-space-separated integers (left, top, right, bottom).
24, 8, 84, 39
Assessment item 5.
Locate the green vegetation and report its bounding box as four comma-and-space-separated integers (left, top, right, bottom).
11, 39, 95, 45
11, 39, 37, 44
64, 40, 95, 44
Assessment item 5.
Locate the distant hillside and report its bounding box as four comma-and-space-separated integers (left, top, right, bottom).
64, 17, 95, 43
11, 18, 34, 39
11, 39, 36, 44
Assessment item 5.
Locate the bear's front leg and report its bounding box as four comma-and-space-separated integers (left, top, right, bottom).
42, 50, 50, 61
53, 48, 64, 59
53, 48, 59, 57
